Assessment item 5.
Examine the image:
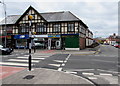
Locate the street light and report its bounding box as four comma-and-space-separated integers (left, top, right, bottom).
0, 1, 7, 47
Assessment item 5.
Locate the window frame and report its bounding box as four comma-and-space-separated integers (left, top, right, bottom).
67, 23, 75, 32
53, 24, 61, 33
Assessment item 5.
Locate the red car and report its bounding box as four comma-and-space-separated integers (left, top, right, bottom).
114, 44, 120, 48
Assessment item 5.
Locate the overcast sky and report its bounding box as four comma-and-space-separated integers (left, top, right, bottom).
0, 0, 119, 38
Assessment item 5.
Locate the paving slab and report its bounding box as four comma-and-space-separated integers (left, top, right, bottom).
2, 68, 95, 85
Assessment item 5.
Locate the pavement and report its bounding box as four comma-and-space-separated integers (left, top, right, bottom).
13, 45, 100, 55
2, 68, 95, 85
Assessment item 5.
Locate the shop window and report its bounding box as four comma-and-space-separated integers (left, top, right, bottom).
68, 23, 74, 32
53, 24, 61, 33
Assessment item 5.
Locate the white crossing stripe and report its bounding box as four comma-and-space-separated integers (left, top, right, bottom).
35, 56, 50, 57
48, 64, 61, 67
88, 77, 97, 79
82, 72, 94, 75
65, 71, 77, 74
32, 58, 45, 60
61, 64, 65, 66
58, 67, 62, 71
24, 55, 29, 56
53, 60, 64, 63
0, 62, 33, 66
17, 56, 45, 60
8, 59, 39, 63
16, 56, 28, 58
100, 73, 112, 76
64, 61, 67, 63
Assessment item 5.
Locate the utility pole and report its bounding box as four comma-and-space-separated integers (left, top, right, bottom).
0, 0, 7, 47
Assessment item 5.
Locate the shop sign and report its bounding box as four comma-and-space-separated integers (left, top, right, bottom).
0, 36, 11, 39
61, 34, 79, 37
32, 35, 48, 38
48, 35, 60, 38
14, 35, 29, 39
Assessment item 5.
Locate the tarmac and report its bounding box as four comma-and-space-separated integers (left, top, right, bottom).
2, 68, 95, 85
1, 46, 101, 85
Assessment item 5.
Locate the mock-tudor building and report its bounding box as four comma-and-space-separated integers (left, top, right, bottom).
0, 6, 93, 50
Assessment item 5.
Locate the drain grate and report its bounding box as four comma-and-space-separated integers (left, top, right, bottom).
23, 75, 35, 80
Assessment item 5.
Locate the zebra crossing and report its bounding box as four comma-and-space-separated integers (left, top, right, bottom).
0, 54, 51, 67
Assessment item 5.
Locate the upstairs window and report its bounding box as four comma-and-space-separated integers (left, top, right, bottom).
20, 24, 29, 33
36, 24, 47, 32
53, 24, 61, 33
68, 23, 74, 32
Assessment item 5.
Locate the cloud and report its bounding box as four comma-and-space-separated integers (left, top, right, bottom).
0, 1, 118, 38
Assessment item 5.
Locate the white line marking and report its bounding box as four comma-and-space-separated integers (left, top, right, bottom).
82, 72, 94, 75
58, 67, 62, 71
61, 64, 65, 66
66, 71, 77, 74
17, 57, 45, 60
8, 59, 39, 63
32, 58, 45, 60
64, 61, 67, 63
100, 73, 112, 76
0, 62, 33, 66
16, 56, 28, 58
97, 69, 119, 74
64, 69, 94, 72
48, 64, 61, 67
88, 77, 97, 80
53, 60, 64, 63
24, 55, 29, 56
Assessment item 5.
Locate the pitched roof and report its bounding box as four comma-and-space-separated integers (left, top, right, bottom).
0, 15, 21, 25
0, 10, 87, 28
40, 11, 80, 22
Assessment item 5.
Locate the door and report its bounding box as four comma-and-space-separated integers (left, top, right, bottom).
56, 41, 61, 49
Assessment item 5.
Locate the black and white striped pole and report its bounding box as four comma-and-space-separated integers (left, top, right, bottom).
28, 15, 33, 71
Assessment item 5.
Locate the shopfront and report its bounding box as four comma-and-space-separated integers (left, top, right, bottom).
48, 35, 61, 50
0, 35, 12, 47
61, 34, 79, 50
32, 35, 48, 49
14, 35, 29, 49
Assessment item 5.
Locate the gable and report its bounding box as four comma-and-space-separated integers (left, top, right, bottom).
16, 6, 47, 24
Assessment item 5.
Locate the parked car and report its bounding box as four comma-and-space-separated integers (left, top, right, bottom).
0, 45, 13, 55
104, 43, 109, 45
114, 44, 120, 48
33, 43, 45, 49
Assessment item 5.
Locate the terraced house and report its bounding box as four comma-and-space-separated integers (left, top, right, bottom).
0, 6, 93, 50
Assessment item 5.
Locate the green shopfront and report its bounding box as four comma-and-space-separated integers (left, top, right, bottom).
61, 34, 80, 50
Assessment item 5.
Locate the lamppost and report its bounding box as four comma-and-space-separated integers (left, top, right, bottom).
0, 1, 7, 47
28, 14, 33, 71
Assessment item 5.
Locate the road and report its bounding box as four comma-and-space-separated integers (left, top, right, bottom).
0, 45, 119, 85
62, 45, 119, 85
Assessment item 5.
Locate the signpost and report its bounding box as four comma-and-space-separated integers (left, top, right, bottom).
28, 15, 33, 71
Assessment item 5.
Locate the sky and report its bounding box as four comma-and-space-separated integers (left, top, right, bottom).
0, 0, 119, 38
